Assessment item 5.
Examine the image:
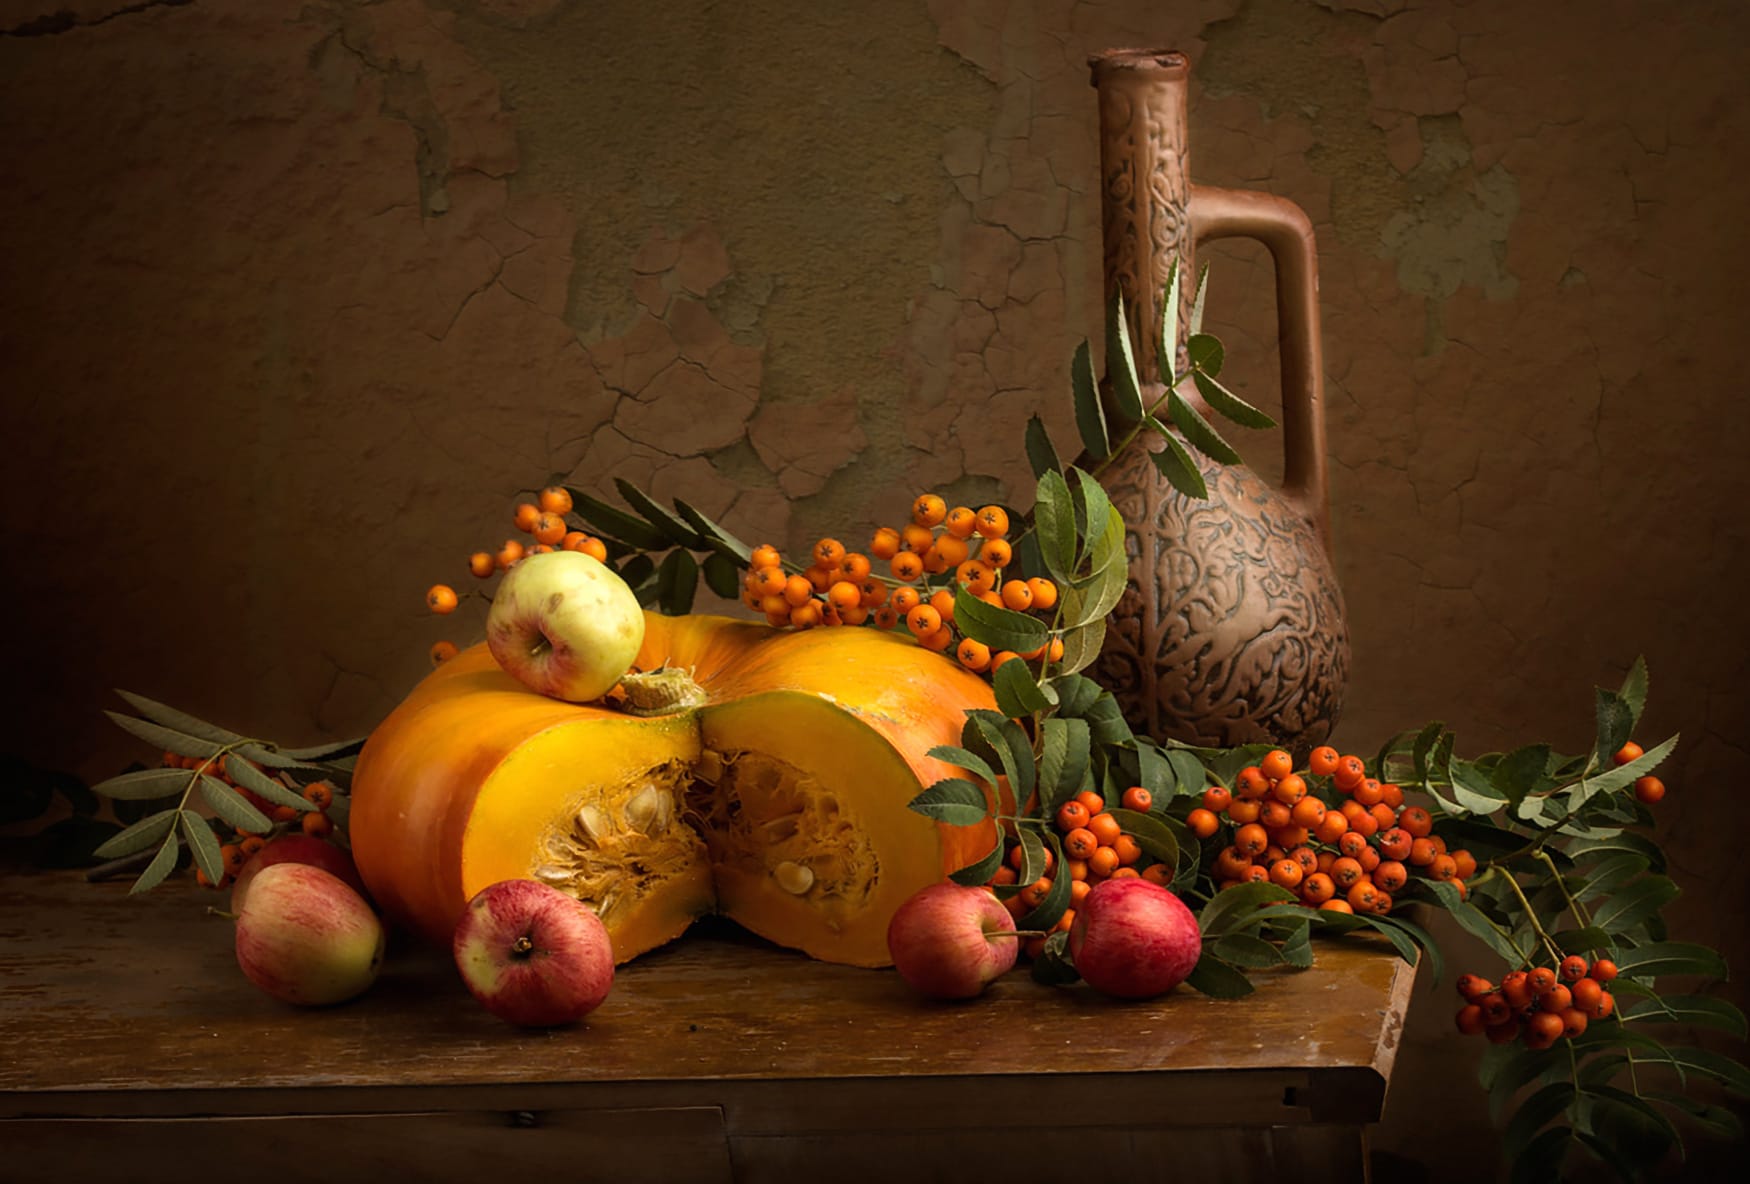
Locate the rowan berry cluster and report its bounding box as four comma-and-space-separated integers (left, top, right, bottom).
738, 494, 1065, 676
1454, 955, 1619, 1048
158, 751, 338, 889
1184, 745, 1478, 915
985, 785, 1160, 958
424, 485, 610, 665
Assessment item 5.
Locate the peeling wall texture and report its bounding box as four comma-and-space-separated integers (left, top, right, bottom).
2, 0, 1746, 1173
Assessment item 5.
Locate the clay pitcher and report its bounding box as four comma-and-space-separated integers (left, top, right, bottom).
1087, 49, 1348, 754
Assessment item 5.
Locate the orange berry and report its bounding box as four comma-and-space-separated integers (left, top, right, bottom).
1356, 845, 1381, 873
979, 538, 1013, 568
1026, 578, 1059, 611
468, 551, 496, 579
911, 494, 947, 527
1379, 782, 1405, 810
1407, 837, 1438, 867
943, 506, 977, 538
1452, 849, 1478, 880
1235, 766, 1270, 800
955, 560, 996, 595
1258, 800, 1292, 830
1260, 749, 1294, 782
1214, 846, 1254, 880
790, 601, 824, 629
828, 581, 862, 611
1289, 796, 1327, 829
1201, 785, 1232, 813
1377, 827, 1412, 861
513, 502, 541, 533
837, 605, 870, 627
1243, 865, 1271, 884
869, 528, 901, 560
1430, 853, 1458, 881
1088, 812, 1123, 847
1141, 864, 1173, 886
905, 604, 942, 637
1269, 858, 1303, 890
989, 650, 1022, 673
1110, 867, 1141, 880
872, 604, 900, 630
301, 781, 334, 809
537, 486, 573, 515
1321, 898, 1354, 914
1612, 741, 1643, 766
1333, 755, 1367, 792
1234, 822, 1269, 857
1571, 977, 1604, 1012
974, 505, 1009, 538
1308, 746, 1340, 777
900, 523, 935, 554
1070, 879, 1093, 905
494, 539, 525, 570
1300, 872, 1336, 904
1270, 773, 1308, 804
890, 551, 923, 582
221, 843, 247, 878
748, 566, 787, 598
1352, 778, 1384, 807
1398, 806, 1433, 838
1113, 835, 1142, 867
1347, 881, 1380, 912
1186, 808, 1220, 839
781, 574, 814, 607
813, 538, 846, 567
1372, 860, 1407, 892
1056, 800, 1091, 832
301, 811, 333, 838
956, 637, 991, 671
1589, 958, 1619, 983
1075, 790, 1106, 816
999, 579, 1034, 611
1121, 786, 1153, 813
1226, 797, 1261, 825
579, 537, 608, 562
526, 543, 555, 556
919, 626, 955, 652
530, 512, 566, 545
426, 584, 459, 615
1634, 775, 1665, 804
1330, 857, 1364, 890
1064, 828, 1099, 860
429, 639, 459, 666
1088, 847, 1120, 879
240, 835, 267, 858
749, 544, 783, 569
929, 587, 957, 623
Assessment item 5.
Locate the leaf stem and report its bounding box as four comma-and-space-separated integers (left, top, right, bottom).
1536, 848, 1593, 933
1494, 858, 1564, 966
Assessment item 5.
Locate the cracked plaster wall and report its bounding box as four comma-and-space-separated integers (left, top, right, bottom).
2, 0, 1746, 1174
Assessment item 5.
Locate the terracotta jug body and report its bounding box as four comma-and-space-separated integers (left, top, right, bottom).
1086, 49, 1349, 754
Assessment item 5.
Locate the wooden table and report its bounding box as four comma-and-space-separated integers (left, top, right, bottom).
0, 870, 1414, 1183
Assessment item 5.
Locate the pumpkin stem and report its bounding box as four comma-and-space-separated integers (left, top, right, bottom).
618, 667, 708, 716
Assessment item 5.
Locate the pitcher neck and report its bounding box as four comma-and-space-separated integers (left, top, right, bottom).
1089, 48, 1193, 385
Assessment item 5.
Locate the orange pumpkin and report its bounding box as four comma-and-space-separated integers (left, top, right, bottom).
349, 613, 998, 967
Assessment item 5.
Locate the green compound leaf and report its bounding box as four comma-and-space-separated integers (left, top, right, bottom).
672, 499, 754, 564
655, 547, 699, 616
905, 778, 990, 827
1156, 259, 1182, 382
701, 551, 743, 600
1037, 717, 1091, 815
130, 834, 182, 895
1147, 421, 1209, 500
112, 691, 244, 746
568, 488, 671, 550
1185, 953, 1255, 999
91, 767, 193, 801
948, 833, 1006, 887
614, 477, 707, 550
1104, 290, 1145, 430
954, 586, 1048, 655
198, 775, 272, 836
180, 810, 224, 885
224, 757, 315, 812
1024, 413, 1062, 479
1071, 339, 1109, 460
92, 808, 179, 861
992, 656, 1052, 719
1167, 389, 1242, 466
1192, 369, 1276, 430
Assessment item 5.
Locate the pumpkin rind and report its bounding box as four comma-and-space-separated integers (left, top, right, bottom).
350, 613, 999, 966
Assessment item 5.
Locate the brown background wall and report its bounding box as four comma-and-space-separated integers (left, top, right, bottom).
3, 0, 1746, 1175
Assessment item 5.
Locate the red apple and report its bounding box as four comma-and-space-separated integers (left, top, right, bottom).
1069, 878, 1202, 999
234, 863, 385, 1006
231, 833, 367, 912
885, 882, 1021, 999
453, 879, 615, 1027
486, 550, 645, 703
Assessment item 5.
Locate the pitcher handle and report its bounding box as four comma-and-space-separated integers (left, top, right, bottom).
1188, 184, 1332, 549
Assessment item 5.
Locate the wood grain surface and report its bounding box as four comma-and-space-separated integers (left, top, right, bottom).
0, 869, 1413, 1182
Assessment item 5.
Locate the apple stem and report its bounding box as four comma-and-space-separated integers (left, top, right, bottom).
991, 930, 1050, 941
205, 907, 239, 921
512, 934, 535, 957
